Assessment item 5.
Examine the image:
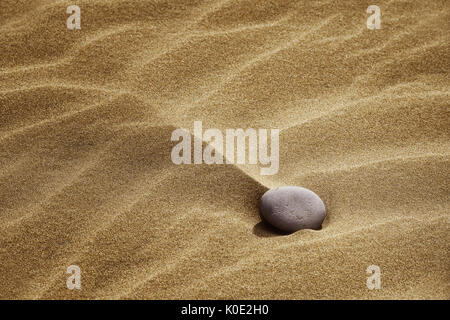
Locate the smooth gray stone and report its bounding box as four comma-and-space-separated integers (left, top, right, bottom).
259, 186, 326, 233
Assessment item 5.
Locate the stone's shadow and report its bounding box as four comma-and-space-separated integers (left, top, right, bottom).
253, 220, 324, 237
252, 219, 292, 237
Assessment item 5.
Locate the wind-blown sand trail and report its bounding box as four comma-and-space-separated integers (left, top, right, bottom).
0, 0, 448, 299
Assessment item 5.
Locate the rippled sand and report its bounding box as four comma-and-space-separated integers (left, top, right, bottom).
0, 0, 448, 299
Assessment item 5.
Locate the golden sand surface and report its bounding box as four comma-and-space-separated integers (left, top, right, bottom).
0, 0, 448, 299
